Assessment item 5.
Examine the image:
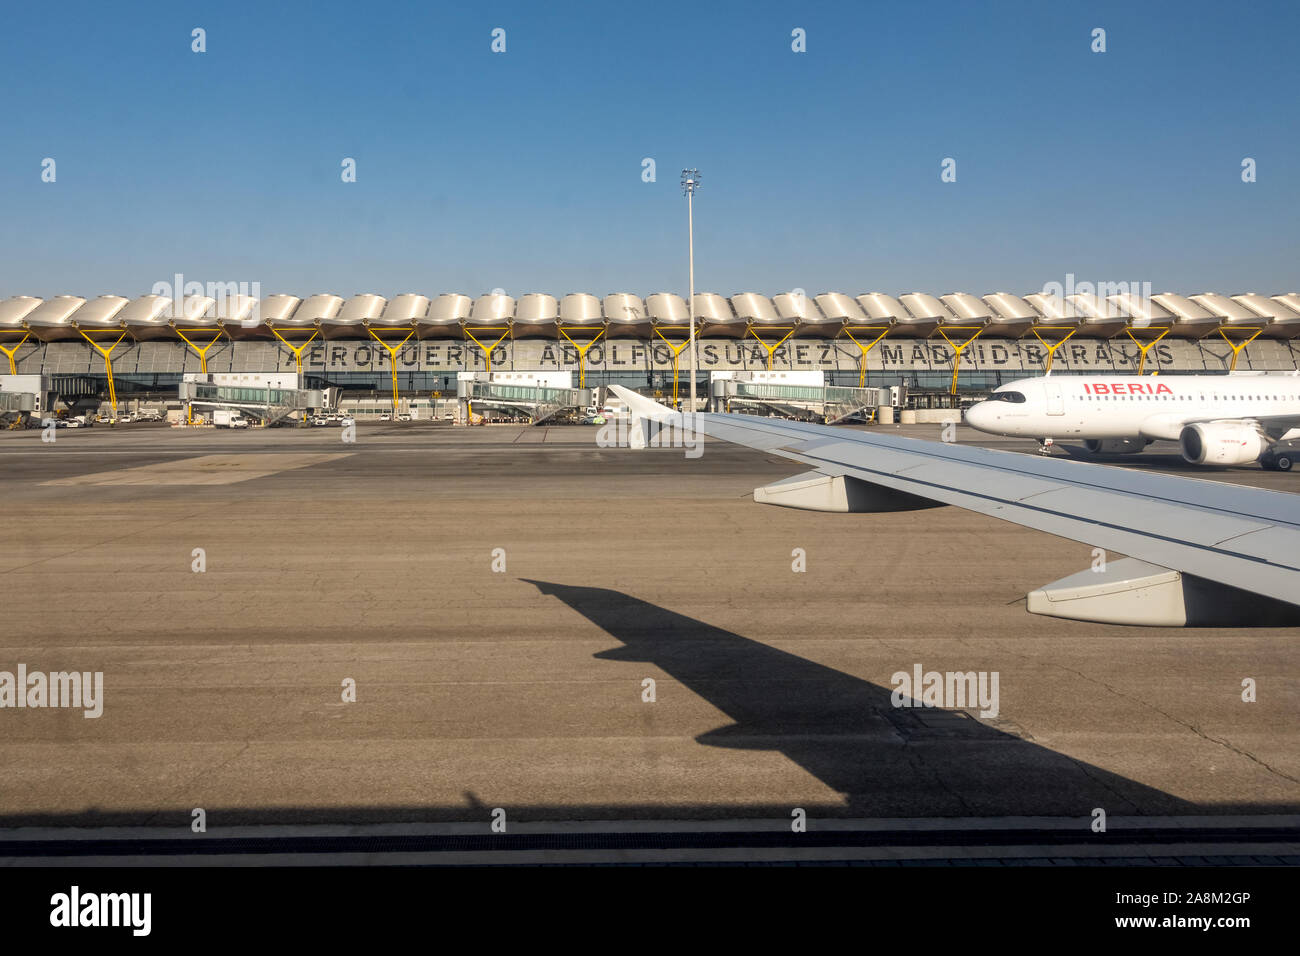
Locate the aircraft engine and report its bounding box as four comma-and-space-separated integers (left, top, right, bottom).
1179, 423, 1267, 466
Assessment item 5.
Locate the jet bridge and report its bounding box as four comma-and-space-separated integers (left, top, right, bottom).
457, 371, 591, 425
179, 372, 323, 425
0, 374, 50, 427
710, 370, 890, 424
0, 388, 36, 427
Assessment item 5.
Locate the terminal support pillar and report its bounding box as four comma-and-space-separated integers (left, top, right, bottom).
176, 327, 229, 426
268, 326, 321, 424
557, 326, 605, 389
1123, 326, 1171, 375
77, 329, 130, 418
462, 327, 511, 374
1215, 327, 1263, 372
1029, 327, 1077, 374
462, 327, 512, 419
175, 327, 228, 374
746, 325, 797, 371
367, 326, 418, 415
0, 332, 31, 374
652, 328, 692, 409
936, 326, 984, 395
841, 326, 891, 388
268, 326, 320, 380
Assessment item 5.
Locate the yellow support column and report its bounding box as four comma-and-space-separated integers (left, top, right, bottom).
174, 327, 228, 374
557, 326, 606, 389
462, 327, 511, 374
935, 326, 984, 395
745, 325, 798, 370
77, 329, 131, 418
176, 328, 229, 426
0, 332, 31, 374
1029, 327, 1077, 374
462, 326, 512, 419
268, 326, 321, 378
1123, 326, 1171, 375
1214, 327, 1263, 372
650, 329, 691, 408
647, 329, 696, 408
366, 327, 418, 416
268, 326, 321, 424
841, 326, 891, 388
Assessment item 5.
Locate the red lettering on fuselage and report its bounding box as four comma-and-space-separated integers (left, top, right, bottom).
1083, 381, 1174, 396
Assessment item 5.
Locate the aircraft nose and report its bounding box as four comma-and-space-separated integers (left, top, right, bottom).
965, 402, 993, 432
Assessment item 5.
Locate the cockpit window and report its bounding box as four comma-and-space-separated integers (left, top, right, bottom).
988, 391, 1026, 403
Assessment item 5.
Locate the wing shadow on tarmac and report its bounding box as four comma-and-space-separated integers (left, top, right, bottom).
524, 579, 1194, 817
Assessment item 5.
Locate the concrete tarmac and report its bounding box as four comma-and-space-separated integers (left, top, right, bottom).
0, 420, 1296, 831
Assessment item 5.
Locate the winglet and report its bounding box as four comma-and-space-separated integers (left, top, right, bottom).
608, 385, 680, 425
608, 385, 682, 449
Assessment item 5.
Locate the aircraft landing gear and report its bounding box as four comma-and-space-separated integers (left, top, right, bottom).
1261, 451, 1293, 472
1037, 438, 1054, 456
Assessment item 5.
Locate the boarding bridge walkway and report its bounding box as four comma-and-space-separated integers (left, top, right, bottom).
1, 390, 35, 426
0, 391, 35, 414
722, 382, 890, 424
178, 381, 322, 425
458, 379, 592, 425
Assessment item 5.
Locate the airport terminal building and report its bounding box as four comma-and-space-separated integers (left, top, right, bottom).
2, 289, 1298, 421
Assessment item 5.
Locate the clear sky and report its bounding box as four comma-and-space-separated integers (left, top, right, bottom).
1, 0, 1297, 301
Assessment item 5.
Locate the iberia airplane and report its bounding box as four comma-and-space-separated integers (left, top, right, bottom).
964, 372, 1300, 470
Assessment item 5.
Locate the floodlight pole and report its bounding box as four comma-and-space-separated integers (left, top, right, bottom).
682, 169, 701, 412
688, 187, 695, 411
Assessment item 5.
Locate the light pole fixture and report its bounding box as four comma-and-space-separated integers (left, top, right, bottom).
681, 168, 701, 411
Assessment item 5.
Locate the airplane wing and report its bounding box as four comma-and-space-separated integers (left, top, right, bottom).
608, 385, 1300, 627
1138, 413, 1300, 441
1188, 414, 1300, 438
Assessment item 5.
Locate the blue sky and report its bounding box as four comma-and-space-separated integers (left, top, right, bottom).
1, 0, 1297, 300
